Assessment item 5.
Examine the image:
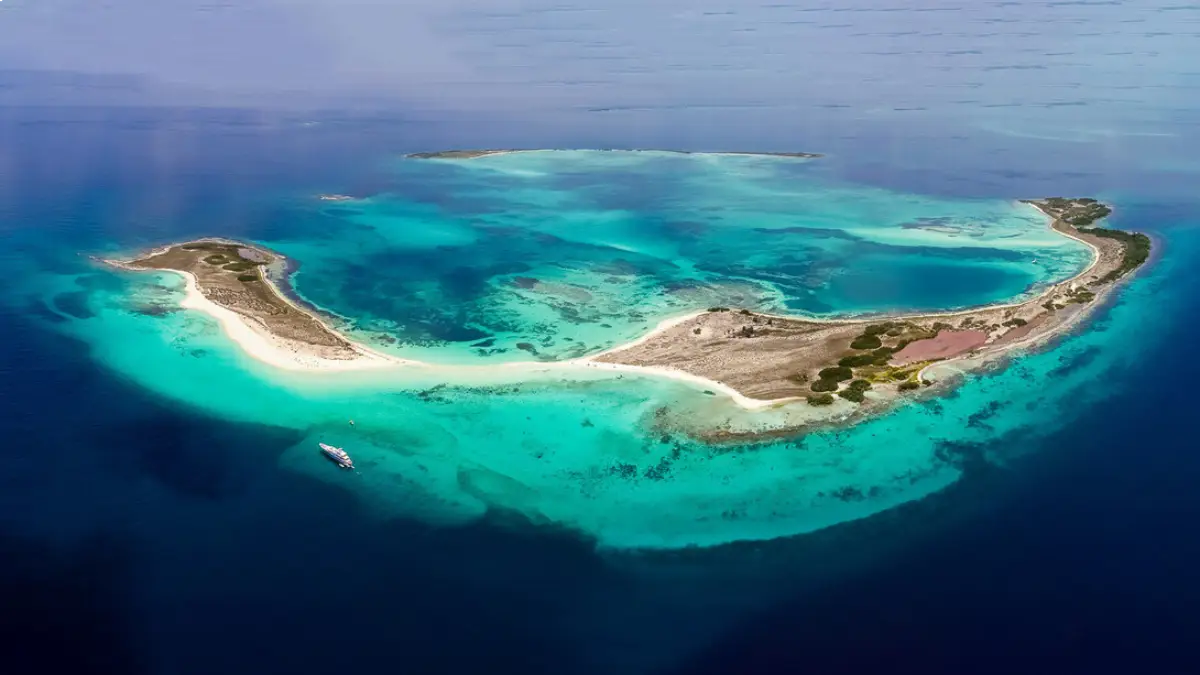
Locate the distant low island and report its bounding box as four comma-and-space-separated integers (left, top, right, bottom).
406, 149, 823, 160
107, 197, 1149, 439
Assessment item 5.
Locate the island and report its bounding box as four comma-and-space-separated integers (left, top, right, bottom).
107, 198, 1149, 435
108, 240, 395, 369
597, 198, 1149, 422
405, 149, 823, 160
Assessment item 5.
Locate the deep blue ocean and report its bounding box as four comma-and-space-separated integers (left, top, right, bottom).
4, 3, 1200, 674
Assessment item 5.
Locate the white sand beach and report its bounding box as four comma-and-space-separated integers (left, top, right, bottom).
156, 199, 1127, 418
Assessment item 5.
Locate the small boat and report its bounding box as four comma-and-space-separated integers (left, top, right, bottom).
319, 442, 354, 469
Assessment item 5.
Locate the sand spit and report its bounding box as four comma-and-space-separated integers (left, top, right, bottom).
110, 197, 1148, 432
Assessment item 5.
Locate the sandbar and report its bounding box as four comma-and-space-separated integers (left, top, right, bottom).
107, 197, 1150, 437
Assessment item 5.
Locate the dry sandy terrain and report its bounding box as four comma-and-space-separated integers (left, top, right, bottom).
596, 199, 1141, 411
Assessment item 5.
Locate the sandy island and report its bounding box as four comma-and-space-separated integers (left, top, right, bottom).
109, 198, 1149, 439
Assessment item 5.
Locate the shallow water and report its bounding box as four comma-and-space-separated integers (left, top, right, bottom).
5, 2, 1200, 672
272, 150, 1090, 363
4, 147, 1171, 550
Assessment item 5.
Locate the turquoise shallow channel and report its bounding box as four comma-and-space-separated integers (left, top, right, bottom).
14, 149, 1155, 549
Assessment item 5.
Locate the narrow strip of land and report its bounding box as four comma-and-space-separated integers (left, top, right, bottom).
108, 198, 1149, 435
595, 198, 1148, 415
406, 149, 822, 160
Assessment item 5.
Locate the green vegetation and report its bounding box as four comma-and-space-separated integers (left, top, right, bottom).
1066, 288, 1096, 304
898, 380, 920, 391
1002, 317, 1028, 328
181, 242, 225, 251
862, 323, 898, 337
1033, 197, 1113, 227
203, 254, 228, 265
1065, 204, 1112, 226
237, 273, 259, 282
838, 353, 877, 368
222, 261, 259, 272
707, 306, 729, 312
811, 378, 839, 393
837, 379, 872, 403
850, 334, 883, 350
858, 364, 921, 384
841, 346, 895, 368
807, 393, 835, 406
1088, 228, 1152, 282
817, 366, 853, 382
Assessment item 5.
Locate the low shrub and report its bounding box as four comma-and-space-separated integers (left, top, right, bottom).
807, 393, 835, 406
898, 380, 920, 391
861, 324, 889, 336
850, 334, 883, 350
223, 261, 258, 272
847, 379, 872, 392
817, 366, 853, 381
810, 378, 839, 393
1002, 317, 1028, 328
838, 353, 877, 368
237, 273, 259, 282
203, 254, 228, 265
838, 389, 866, 403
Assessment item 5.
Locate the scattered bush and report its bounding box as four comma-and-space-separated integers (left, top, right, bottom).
838, 353, 877, 368
847, 379, 872, 392
817, 366, 853, 382
1089, 228, 1151, 282
838, 388, 866, 403
870, 347, 895, 364
738, 309, 753, 316
838, 380, 872, 402
1002, 317, 1028, 328
898, 380, 920, 391
807, 393, 835, 406
862, 323, 897, 336
810, 378, 839, 393
850, 334, 883, 350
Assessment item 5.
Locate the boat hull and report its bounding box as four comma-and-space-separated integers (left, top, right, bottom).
318, 443, 354, 469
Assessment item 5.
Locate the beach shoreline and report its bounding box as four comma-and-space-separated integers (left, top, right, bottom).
110, 197, 1147, 426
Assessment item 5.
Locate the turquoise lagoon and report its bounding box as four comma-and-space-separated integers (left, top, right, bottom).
10, 150, 1162, 549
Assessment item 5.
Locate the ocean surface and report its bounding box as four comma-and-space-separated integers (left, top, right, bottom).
4, 3, 1200, 674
